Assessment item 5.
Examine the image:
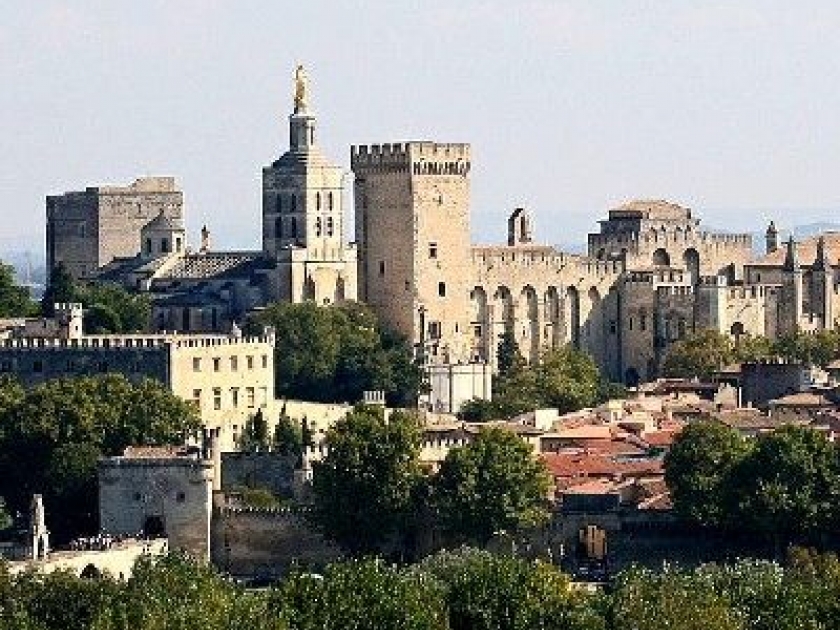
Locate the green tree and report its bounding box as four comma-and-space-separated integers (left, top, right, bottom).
664, 420, 749, 528
496, 330, 525, 378
433, 427, 551, 544
311, 405, 424, 555
273, 410, 304, 457
272, 559, 447, 630
457, 397, 504, 422
662, 328, 735, 379
727, 425, 840, 554
84, 303, 122, 334
0, 261, 36, 318
107, 553, 285, 630
40, 263, 78, 316
248, 302, 423, 405
80, 282, 150, 333
0, 375, 200, 541
415, 548, 602, 630
609, 565, 743, 630
492, 346, 606, 418
239, 409, 271, 452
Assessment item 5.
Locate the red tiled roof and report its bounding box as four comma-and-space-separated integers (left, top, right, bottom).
541, 452, 663, 480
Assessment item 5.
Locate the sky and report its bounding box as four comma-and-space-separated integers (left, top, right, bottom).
1, 0, 839, 255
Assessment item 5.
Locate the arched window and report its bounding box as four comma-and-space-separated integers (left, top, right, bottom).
327, 217, 334, 237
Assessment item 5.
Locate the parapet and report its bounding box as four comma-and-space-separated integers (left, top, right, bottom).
93, 177, 179, 195
351, 142, 471, 176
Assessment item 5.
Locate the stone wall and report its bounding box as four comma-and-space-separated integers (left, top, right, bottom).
210, 507, 341, 579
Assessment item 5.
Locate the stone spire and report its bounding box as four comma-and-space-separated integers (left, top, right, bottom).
765, 221, 778, 254
782, 235, 799, 272
814, 235, 829, 271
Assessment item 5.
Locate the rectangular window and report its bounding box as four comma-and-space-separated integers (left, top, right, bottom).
261, 354, 268, 369
247, 355, 254, 370
213, 358, 221, 372
231, 388, 240, 408
32, 360, 43, 373
438, 282, 446, 297
428, 321, 442, 340
213, 388, 222, 410
260, 387, 268, 407
429, 243, 438, 259
230, 356, 238, 372
192, 389, 202, 409
474, 325, 482, 338
247, 387, 255, 408
379, 261, 385, 276
192, 358, 201, 372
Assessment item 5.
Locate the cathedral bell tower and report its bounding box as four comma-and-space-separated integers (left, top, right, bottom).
261, 65, 345, 262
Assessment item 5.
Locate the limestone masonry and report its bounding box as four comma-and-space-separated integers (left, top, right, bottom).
42, 67, 840, 405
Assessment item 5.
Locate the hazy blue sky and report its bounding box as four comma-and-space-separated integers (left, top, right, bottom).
2, 1, 839, 254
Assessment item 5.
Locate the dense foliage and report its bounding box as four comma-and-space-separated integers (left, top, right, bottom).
312, 408, 551, 556
665, 422, 840, 552
663, 327, 840, 379
0, 261, 37, 318
8, 549, 840, 630
247, 302, 424, 406
433, 427, 551, 544
460, 341, 623, 422
41, 264, 150, 333
0, 375, 200, 540
311, 405, 425, 556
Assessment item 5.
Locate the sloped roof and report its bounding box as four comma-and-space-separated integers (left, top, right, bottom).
752, 232, 840, 267
159, 251, 265, 280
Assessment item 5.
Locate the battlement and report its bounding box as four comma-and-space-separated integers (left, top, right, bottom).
698, 275, 728, 287
351, 142, 471, 176
624, 269, 690, 285
727, 285, 778, 300
93, 177, 179, 195
0, 333, 274, 351
470, 245, 572, 270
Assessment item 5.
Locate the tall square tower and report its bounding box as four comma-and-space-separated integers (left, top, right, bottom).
352, 142, 472, 363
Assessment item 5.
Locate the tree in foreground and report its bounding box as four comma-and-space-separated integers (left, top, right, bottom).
0, 375, 200, 540
272, 559, 447, 630
414, 548, 602, 630
664, 420, 749, 528
727, 425, 840, 554
609, 565, 746, 630
433, 427, 551, 545
311, 405, 424, 556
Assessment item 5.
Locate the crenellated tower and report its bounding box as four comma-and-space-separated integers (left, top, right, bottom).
352, 142, 472, 363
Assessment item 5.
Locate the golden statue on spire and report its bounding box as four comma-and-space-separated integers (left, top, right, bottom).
293, 64, 309, 114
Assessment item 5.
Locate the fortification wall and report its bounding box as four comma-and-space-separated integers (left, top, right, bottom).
211, 507, 341, 579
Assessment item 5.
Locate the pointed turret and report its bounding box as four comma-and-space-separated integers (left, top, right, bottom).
814, 235, 829, 271
782, 235, 799, 272
765, 221, 778, 254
